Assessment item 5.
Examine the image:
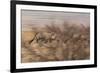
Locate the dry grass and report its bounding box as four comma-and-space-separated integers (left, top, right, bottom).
21, 22, 90, 63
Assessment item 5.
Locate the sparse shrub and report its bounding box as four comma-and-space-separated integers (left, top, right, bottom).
21, 21, 90, 63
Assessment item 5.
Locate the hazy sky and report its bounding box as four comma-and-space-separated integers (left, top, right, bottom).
22, 10, 90, 30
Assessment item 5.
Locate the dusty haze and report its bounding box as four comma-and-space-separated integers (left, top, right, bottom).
21, 10, 90, 31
